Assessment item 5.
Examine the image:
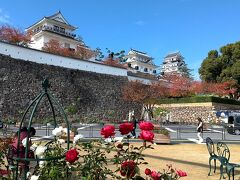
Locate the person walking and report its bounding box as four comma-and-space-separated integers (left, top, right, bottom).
196, 117, 203, 143
131, 115, 137, 138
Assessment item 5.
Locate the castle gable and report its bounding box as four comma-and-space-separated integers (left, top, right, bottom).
46, 11, 70, 25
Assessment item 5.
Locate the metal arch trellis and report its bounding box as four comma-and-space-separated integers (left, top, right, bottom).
12, 79, 70, 180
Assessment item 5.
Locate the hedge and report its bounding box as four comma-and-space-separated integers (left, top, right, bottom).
156, 96, 240, 105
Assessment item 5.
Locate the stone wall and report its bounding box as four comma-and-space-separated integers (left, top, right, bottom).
158, 102, 240, 124
0, 54, 141, 123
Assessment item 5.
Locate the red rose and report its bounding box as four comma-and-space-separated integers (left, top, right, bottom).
151, 170, 161, 180
0, 169, 10, 176
139, 121, 154, 131
119, 122, 134, 135
177, 170, 187, 177
145, 168, 152, 175
120, 170, 126, 176
65, 149, 79, 163
120, 160, 136, 178
100, 125, 115, 138
117, 143, 123, 149
139, 130, 154, 142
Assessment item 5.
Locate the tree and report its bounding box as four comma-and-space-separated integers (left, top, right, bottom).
190, 80, 239, 99
0, 25, 31, 46
162, 73, 193, 97
178, 63, 193, 79
75, 45, 96, 60
122, 81, 167, 120
199, 41, 240, 84
42, 39, 75, 57
102, 49, 126, 68
42, 39, 95, 60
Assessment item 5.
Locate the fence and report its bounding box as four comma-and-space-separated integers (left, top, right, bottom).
1, 124, 240, 142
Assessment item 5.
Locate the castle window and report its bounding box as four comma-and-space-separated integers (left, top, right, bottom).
144, 68, 148, 72
135, 66, 139, 70
53, 25, 59, 32
60, 27, 65, 33
153, 70, 156, 74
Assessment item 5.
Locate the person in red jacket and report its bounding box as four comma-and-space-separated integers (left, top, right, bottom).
12, 127, 36, 158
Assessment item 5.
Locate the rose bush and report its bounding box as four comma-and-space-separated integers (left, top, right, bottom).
1, 123, 186, 180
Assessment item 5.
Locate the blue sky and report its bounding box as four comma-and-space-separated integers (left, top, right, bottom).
0, 0, 240, 79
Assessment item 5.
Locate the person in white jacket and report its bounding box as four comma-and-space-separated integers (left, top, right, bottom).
196, 117, 203, 143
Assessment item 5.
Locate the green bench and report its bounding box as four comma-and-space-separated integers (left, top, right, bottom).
206, 137, 240, 180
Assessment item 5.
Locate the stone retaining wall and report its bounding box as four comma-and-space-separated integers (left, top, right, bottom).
158, 102, 240, 123
0, 54, 141, 123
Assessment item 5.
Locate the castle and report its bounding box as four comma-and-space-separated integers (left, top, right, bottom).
25, 11, 187, 78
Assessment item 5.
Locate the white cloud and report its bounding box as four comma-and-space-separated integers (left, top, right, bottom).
134, 20, 145, 26
0, 8, 11, 24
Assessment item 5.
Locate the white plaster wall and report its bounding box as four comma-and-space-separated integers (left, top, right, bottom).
30, 36, 44, 50
128, 75, 155, 85
0, 42, 127, 76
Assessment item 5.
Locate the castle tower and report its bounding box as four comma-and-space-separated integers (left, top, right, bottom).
26, 11, 85, 51
160, 51, 186, 75
125, 49, 158, 75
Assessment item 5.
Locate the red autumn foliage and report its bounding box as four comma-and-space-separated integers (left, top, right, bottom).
0, 25, 32, 46
190, 80, 238, 98
102, 57, 126, 68
162, 73, 193, 97
75, 45, 96, 60
122, 80, 168, 119
42, 39, 95, 60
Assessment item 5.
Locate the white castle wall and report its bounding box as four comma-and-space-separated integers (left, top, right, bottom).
0, 41, 127, 77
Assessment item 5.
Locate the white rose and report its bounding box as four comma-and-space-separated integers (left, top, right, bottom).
73, 134, 83, 144
35, 146, 47, 156
30, 175, 39, 180
22, 137, 28, 148
104, 138, 112, 143
26, 172, 31, 178
30, 143, 38, 151
63, 128, 72, 135
52, 127, 63, 136
39, 160, 45, 168
57, 139, 65, 144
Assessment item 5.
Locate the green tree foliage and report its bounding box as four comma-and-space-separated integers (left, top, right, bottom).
178, 64, 193, 79
199, 41, 240, 84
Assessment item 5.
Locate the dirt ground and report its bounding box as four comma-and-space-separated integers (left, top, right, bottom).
135, 142, 240, 180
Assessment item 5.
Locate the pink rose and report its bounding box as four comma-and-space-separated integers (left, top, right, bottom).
177, 170, 187, 177
119, 122, 134, 135
151, 170, 161, 180
100, 125, 115, 138
139, 121, 154, 131
139, 130, 154, 142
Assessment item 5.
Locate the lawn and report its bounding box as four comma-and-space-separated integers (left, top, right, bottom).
137, 142, 240, 179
